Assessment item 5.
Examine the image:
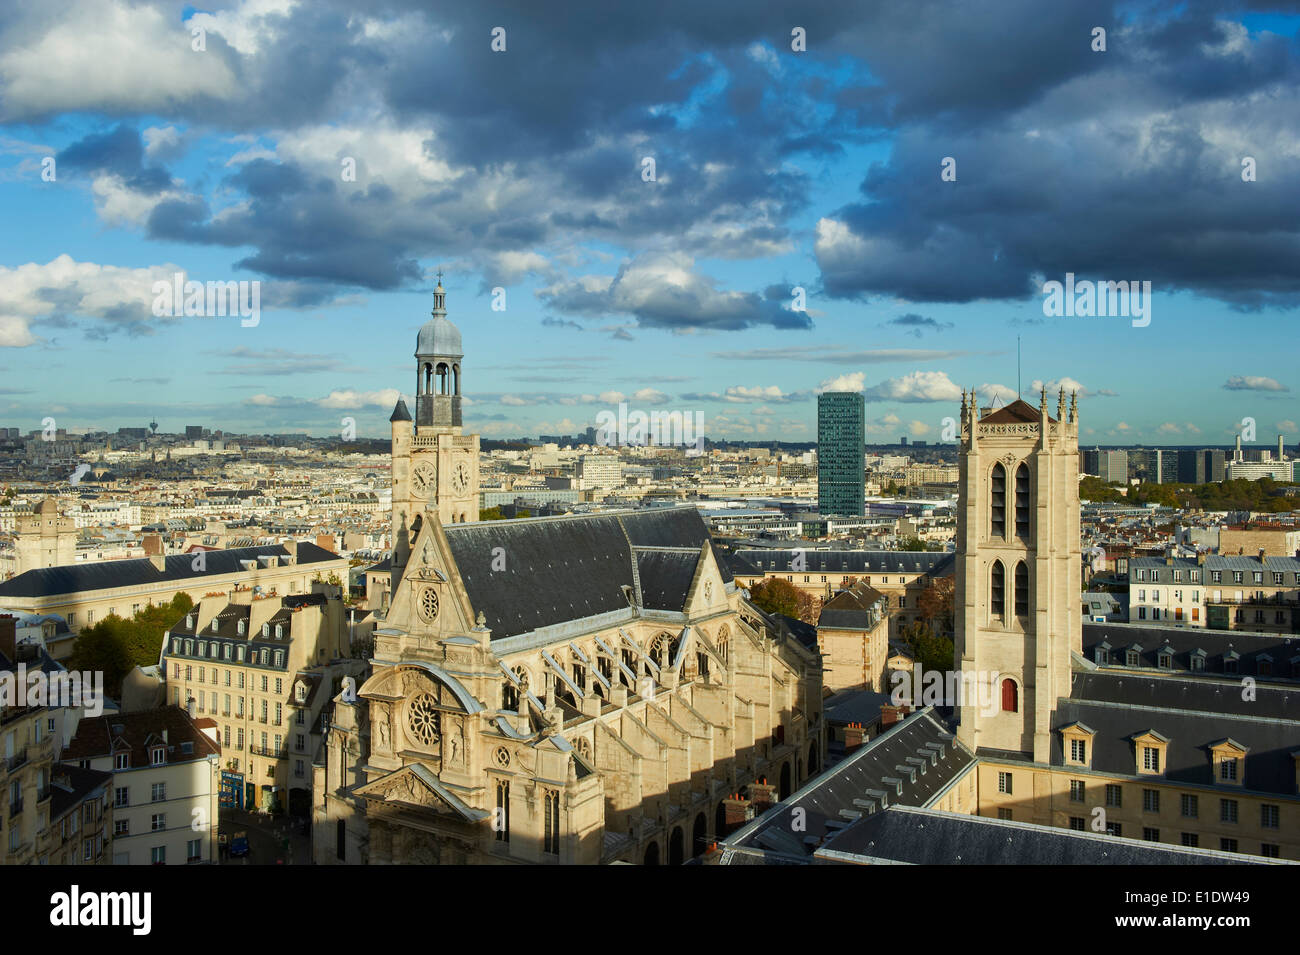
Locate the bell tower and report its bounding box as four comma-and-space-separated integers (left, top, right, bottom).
954, 386, 1080, 762
388, 275, 481, 594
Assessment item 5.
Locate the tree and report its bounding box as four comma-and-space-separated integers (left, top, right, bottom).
897, 537, 928, 551
68, 593, 194, 698
916, 576, 955, 635
479, 507, 506, 521
898, 619, 955, 676
747, 578, 815, 623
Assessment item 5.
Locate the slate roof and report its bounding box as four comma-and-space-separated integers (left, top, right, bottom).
728, 549, 954, 578
0, 542, 341, 599
722, 708, 974, 861
1082, 621, 1300, 678
816, 805, 1279, 865
65, 706, 221, 768
818, 580, 887, 630
442, 507, 719, 640
1055, 670, 1300, 795
48, 763, 113, 822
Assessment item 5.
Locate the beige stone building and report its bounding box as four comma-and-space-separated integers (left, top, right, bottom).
161, 582, 364, 813
815, 580, 890, 693
956, 389, 1299, 859
313, 286, 823, 865
9, 497, 77, 576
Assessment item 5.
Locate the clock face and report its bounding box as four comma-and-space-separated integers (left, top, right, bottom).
411, 461, 436, 498
451, 460, 471, 495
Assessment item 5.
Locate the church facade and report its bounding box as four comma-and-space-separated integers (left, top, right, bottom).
312, 283, 823, 865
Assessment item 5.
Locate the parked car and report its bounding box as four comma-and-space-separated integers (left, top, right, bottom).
230, 832, 250, 858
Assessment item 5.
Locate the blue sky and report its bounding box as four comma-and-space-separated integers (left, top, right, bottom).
0, 1, 1297, 445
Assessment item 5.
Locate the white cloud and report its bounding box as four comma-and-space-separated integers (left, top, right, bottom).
1224, 375, 1288, 392
315, 388, 402, 409
864, 370, 961, 403
817, 372, 865, 393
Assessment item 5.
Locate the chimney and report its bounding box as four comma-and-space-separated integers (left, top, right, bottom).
0, 615, 16, 661
1259, 548, 1267, 564
844, 721, 867, 753
748, 779, 777, 811
149, 553, 166, 572
1196, 551, 1206, 566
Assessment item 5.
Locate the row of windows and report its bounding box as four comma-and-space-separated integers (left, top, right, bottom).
1136, 568, 1300, 586
171, 638, 286, 667
492, 780, 561, 856
172, 665, 287, 696
1065, 818, 1280, 856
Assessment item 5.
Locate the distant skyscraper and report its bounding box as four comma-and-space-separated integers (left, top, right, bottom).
818, 392, 865, 516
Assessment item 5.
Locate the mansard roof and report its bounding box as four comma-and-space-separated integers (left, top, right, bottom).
1053, 669, 1300, 795
0, 542, 340, 599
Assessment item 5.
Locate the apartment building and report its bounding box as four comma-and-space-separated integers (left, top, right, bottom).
1128, 554, 1300, 633
161, 582, 365, 814
64, 707, 220, 865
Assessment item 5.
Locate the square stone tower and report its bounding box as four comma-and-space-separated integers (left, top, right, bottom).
954, 388, 1080, 762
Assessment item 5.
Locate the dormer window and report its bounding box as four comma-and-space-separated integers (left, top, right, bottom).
1061, 723, 1095, 769
237, 646, 246, 662
1095, 643, 1110, 665
185, 614, 194, 629
1223, 651, 1239, 675
1210, 740, 1247, 787
197, 641, 206, 657
150, 746, 165, 766
262, 623, 269, 637
1157, 646, 1173, 668
237, 621, 245, 636
211, 618, 219, 632
1125, 648, 1140, 667
1190, 650, 1206, 671
1133, 731, 1169, 776
275, 624, 283, 639
295, 682, 308, 704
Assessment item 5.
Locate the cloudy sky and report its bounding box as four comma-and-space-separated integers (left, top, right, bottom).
1, 0, 1298, 444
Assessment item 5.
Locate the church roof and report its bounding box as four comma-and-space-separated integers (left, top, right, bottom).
389, 399, 412, 422
443, 507, 726, 639
980, 398, 1054, 425
416, 314, 462, 358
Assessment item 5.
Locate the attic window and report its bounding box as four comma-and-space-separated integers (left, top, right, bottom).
1095, 647, 1109, 665
295, 682, 308, 703
237, 621, 245, 636
185, 614, 193, 629
262, 623, 269, 637
180, 742, 193, 755
275, 625, 283, 639
1157, 652, 1172, 669
211, 619, 219, 632
151, 746, 165, 766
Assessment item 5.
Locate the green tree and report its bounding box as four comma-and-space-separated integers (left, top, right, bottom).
896, 537, 928, 551
747, 578, 813, 623
898, 619, 955, 676
68, 592, 194, 698
479, 507, 506, 521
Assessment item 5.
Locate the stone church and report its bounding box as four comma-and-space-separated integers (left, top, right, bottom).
312, 282, 823, 865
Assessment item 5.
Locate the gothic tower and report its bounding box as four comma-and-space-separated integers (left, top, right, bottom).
389, 277, 481, 590
954, 387, 1080, 762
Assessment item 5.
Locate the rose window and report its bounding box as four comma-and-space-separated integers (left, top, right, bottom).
407, 694, 441, 745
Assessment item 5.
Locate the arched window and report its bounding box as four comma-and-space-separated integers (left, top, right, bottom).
495, 781, 510, 843
1014, 561, 1029, 617
990, 463, 1006, 538
1015, 463, 1030, 538
1001, 678, 1018, 713
991, 560, 1005, 619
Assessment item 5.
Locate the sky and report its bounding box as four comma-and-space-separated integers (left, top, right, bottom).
0, 0, 1298, 446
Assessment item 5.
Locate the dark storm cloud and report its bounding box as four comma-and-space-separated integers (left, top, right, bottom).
817, 5, 1300, 308
57, 124, 173, 193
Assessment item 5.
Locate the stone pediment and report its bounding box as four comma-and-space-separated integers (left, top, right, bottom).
354, 763, 487, 821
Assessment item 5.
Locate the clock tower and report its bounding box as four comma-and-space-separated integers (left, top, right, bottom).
388, 276, 481, 582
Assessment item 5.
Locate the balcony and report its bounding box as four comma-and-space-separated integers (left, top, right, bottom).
5, 749, 29, 772
249, 745, 286, 758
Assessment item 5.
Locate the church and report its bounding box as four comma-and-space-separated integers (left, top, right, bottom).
311, 281, 822, 865
715, 389, 1299, 864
